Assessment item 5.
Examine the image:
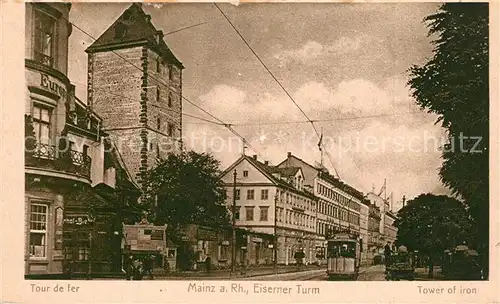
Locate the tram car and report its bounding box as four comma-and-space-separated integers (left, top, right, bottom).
326, 233, 361, 280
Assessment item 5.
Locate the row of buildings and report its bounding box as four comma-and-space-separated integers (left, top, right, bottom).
23, 2, 398, 277
220, 153, 399, 267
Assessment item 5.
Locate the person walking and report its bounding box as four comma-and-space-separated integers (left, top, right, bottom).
132, 258, 144, 280
143, 255, 155, 279
124, 255, 134, 281
205, 256, 212, 273
384, 242, 392, 273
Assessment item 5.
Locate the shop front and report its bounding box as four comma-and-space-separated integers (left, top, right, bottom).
122, 220, 169, 272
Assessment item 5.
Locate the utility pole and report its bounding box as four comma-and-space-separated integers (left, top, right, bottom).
231, 170, 237, 276
274, 193, 278, 275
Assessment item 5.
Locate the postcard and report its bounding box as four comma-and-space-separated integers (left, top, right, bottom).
1, 1, 498, 303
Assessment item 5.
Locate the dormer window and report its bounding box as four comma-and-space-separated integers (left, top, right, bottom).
155, 31, 163, 44
114, 22, 127, 39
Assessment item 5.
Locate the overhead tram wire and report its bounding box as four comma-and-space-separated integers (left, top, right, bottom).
212, 3, 339, 177
66, 17, 268, 160
70, 81, 224, 126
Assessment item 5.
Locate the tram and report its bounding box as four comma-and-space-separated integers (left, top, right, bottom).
326, 233, 361, 280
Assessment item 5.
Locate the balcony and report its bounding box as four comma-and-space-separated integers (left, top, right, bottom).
25, 143, 91, 179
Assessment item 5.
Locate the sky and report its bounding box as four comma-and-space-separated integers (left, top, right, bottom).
68, 2, 452, 211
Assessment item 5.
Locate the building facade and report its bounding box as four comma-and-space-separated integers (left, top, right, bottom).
86, 3, 183, 188
277, 153, 366, 259
367, 203, 382, 262
24, 3, 139, 278
222, 155, 322, 266
359, 200, 370, 265
366, 191, 398, 248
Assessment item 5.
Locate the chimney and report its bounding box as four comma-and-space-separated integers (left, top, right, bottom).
264, 161, 269, 166
287, 152, 292, 157
252, 155, 257, 160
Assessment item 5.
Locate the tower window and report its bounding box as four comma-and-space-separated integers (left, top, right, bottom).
167, 123, 174, 137
169, 65, 174, 81
157, 117, 161, 130
156, 87, 160, 102
156, 58, 161, 74
168, 93, 173, 108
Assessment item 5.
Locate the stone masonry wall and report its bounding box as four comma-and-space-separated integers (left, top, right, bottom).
89, 47, 144, 186
143, 47, 182, 168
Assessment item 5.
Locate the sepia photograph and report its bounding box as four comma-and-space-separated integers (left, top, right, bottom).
22, 1, 490, 284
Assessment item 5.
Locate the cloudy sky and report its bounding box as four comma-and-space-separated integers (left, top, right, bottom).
68, 2, 451, 210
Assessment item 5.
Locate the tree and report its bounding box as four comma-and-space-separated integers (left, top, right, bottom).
407, 3, 489, 274
394, 193, 472, 278
142, 151, 231, 236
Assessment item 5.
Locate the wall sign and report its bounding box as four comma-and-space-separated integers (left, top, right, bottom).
40, 73, 67, 98
63, 215, 95, 226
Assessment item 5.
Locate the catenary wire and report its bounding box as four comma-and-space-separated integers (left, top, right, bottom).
61, 15, 268, 160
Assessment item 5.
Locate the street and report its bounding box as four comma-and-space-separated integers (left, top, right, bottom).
236, 265, 387, 281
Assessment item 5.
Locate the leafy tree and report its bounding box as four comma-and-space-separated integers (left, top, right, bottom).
142, 151, 231, 237
407, 3, 489, 274
394, 193, 472, 278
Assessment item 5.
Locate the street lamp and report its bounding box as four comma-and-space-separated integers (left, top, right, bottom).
231, 170, 237, 277
274, 194, 278, 275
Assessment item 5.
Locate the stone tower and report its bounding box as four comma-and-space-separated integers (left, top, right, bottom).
86, 3, 184, 188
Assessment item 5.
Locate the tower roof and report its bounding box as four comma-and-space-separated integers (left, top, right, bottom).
86, 3, 183, 68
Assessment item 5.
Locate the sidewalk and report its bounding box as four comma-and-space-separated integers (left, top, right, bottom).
414, 267, 444, 281
151, 264, 323, 280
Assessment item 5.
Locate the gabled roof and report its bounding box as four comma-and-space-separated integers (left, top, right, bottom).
278, 167, 301, 177
85, 3, 183, 68
222, 155, 315, 200
279, 153, 365, 200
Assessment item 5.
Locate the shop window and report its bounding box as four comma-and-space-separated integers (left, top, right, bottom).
245, 207, 254, 221
29, 203, 48, 258
261, 189, 268, 200
32, 104, 52, 145
218, 245, 229, 261
78, 246, 89, 261
34, 9, 55, 67
259, 207, 268, 221
247, 189, 254, 200
167, 249, 176, 258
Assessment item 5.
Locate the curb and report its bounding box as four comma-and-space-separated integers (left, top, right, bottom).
154, 267, 323, 280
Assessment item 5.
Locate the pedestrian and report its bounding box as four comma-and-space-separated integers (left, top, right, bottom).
124, 255, 133, 280
132, 258, 144, 280
143, 255, 155, 279
384, 242, 392, 273
205, 256, 212, 273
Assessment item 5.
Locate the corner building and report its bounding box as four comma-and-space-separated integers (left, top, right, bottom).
222, 155, 321, 266
86, 3, 184, 188
277, 153, 366, 262
25, 3, 139, 278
